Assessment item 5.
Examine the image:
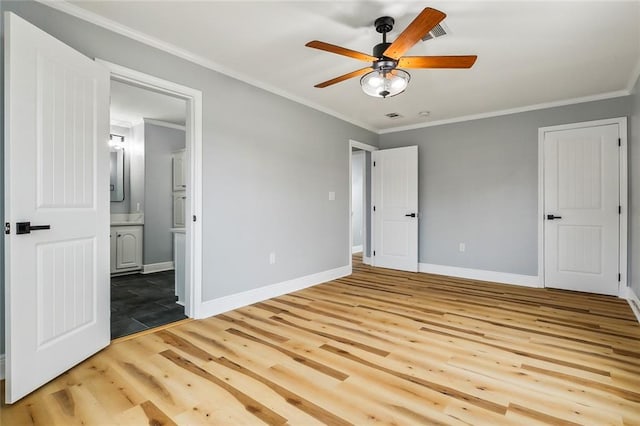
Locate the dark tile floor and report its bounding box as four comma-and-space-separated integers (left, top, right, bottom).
111, 270, 187, 339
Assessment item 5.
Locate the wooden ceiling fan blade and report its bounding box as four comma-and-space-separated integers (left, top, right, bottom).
306, 40, 377, 62
314, 67, 373, 88
398, 55, 477, 69
383, 8, 446, 60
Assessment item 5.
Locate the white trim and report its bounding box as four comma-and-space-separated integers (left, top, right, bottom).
110, 118, 133, 129
350, 140, 379, 151
197, 265, 351, 320
98, 60, 204, 320
419, 263, 541, 288
37, 0, 376, 134
537, 117, 628, 295
379, 91, 630, 134
142, 261, 174, 274
0, 355, 5, 380
351, 245, 363, 254
143, 118, 185, 131
348, 140, 378, 269
627, 287, 640, 324
363, 256, 372, 265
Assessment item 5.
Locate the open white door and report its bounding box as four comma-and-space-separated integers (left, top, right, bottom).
4, 13, 110, 403
372, 146, 418, 272
543, 123, 620, 295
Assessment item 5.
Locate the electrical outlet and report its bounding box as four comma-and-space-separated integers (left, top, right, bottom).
459, 242, 466, 252
269, 252, 276, 265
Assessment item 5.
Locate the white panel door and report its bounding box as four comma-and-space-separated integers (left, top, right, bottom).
372, 146, 418, 272
543, 124, 619, 295
4, 13, 110, 403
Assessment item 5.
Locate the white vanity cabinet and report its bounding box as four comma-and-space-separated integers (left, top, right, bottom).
110, 225, 143, 274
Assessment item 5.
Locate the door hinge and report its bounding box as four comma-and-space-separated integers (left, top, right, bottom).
619, 205, 622, 214
618, 273, 621, 282
618, 138, 621, 147
373, 250, 376, 256
373, 161, 376, 167
4, 222, 10, 235
193, 215, 197, 222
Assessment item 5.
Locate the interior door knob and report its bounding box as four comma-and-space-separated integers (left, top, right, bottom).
405, 213, 417, 218
546, 214, 562, 220
16, 221, 51, 234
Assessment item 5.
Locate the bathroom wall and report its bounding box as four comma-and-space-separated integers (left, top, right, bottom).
143, 121, 186, 266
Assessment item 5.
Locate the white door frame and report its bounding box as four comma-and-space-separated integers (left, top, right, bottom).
348, 140, 378, 268
537, 117, 628, 297
97, 60, 203, 317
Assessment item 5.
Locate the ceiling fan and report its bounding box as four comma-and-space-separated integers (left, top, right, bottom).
306, 7, 477, 98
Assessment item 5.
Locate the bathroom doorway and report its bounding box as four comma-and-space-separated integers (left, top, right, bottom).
349, 140, 377, 268
108, 79, 189, 339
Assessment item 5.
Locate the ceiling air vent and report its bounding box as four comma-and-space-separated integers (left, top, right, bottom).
385, 112, 403, 119
421, 22, 449, 41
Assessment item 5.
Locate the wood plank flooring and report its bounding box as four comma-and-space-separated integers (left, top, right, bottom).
2, 256, 640, 425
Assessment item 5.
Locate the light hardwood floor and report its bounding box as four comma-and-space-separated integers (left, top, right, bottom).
2, 256, 640, 425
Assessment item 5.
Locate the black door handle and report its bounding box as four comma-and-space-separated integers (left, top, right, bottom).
405, 213, 416, 218
16, 221, 51, 234
546, 214, 562, 220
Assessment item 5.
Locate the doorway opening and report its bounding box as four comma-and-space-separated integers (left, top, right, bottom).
109, 80, 187, 338
102, 61, 203, 339
348, 140, 378, 269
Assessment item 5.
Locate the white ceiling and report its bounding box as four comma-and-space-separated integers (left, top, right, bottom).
110, 79, 186, 126
67, 1, 640, 132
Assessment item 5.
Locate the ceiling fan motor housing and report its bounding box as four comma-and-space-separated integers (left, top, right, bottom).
373, 42, 393, 60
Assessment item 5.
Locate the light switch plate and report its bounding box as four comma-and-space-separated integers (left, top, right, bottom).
329, 191, 335, 201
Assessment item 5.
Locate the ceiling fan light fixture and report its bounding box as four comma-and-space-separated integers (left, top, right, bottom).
360, 69, 410, 98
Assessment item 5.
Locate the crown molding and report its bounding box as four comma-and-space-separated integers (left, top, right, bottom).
143, 118, 186, 131
110, 119, 133, 129
379, 90, 631, 135
36, 0, 378, 134
34, 0, 638, 137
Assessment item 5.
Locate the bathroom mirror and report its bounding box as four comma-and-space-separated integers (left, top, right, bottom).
110, 148, 125, 202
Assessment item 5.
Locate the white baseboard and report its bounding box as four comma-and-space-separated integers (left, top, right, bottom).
363, 256, 372, 265
627, 286, 640, 324
351, 245, 363, 254
142, 261, 175, 274
196, 265, 351, 319
0, 354, 5, 380
419, 263, 541, 288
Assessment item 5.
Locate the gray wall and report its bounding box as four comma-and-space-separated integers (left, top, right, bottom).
351, 151, 364, 248
0, 1, 378, 356
380, 96, 632, 276
109, 125, 131, 214
630, 75, 640, 296
144, 122, 185, 265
